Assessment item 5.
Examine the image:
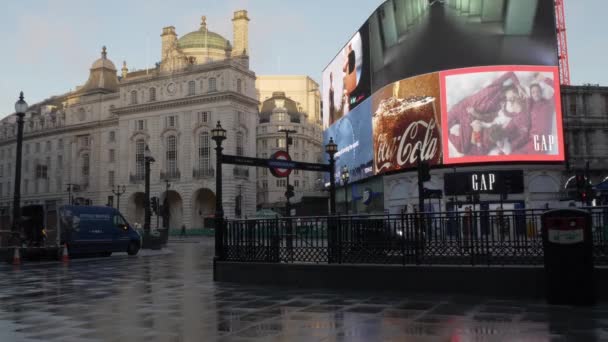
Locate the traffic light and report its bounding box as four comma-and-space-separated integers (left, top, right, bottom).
285, 185, 295, 199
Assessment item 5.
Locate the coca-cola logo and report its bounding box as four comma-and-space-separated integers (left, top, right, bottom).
375, 119, 439, 173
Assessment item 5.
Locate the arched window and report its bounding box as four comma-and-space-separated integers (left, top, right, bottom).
149, 87, 156, 102
208, 78, 217, 92
130, 90, 138, 105
135, 139, 145, 179
237, 79, 242, 93
198, 132, 210, 173
236, 132, 244, 156
166, 136, 178, 177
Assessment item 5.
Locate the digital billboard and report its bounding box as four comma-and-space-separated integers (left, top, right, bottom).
322, 0, 563, 183
322, 24, 371, 129
441, 66, 564, 164
323, 98, 374, 183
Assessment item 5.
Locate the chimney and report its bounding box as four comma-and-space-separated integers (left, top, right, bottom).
231, 10, 250, 58
161, 26, 177, 60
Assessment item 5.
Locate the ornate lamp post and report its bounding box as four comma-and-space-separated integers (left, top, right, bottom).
143, 145, 155, 246
341, 166, 350, 214
211, 121, 226, 259
111, 185, 126, 212
11, 92, 27, 245
325, 137, 338, 215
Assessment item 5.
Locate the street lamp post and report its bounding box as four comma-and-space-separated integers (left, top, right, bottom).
143, 145, 155, 246
11, 92, 28, 245
111, 185, 126, 212
162, 179, 171, 243
278, 129, 297, 217
211, 121, 226, 260
325, 137, 338, 215
341, 166, 350, 214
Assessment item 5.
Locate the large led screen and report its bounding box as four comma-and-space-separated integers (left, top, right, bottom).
371, 72, 443, 174
323, 98, 374, 183
368, 0, 559, 92
441, 66, 564, 164
322, 24, 371, 129
322, 0, 563, 183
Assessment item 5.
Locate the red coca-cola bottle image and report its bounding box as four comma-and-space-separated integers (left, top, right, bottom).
373, 95, 442, 175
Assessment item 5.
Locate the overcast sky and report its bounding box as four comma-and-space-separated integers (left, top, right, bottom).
0, 0, 603, 116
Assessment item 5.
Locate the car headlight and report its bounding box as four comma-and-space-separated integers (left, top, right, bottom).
396, 229, 403, 237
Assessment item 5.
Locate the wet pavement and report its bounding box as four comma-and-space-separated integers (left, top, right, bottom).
0, 238, 607, 341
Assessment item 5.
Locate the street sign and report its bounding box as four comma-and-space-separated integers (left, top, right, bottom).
221, 153, 331, 173
270, 151, 292, 178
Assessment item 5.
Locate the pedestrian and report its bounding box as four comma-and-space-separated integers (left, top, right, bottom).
180, 224, 186, 237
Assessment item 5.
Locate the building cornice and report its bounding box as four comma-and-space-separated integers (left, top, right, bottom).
112, 91, 259, 115
0, 117, 119, 147
122, 60, 256, 86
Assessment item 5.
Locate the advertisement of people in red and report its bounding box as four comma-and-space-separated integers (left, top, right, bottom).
440, 66, 564, 164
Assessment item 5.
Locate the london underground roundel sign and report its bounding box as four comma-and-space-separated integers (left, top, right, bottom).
269, 151, 292, 178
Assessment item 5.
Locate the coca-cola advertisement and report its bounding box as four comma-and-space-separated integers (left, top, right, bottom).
371, 72, 443, 175
440, 66, 564, 164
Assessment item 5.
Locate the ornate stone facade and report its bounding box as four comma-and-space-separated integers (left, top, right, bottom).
0, 11, 257, 230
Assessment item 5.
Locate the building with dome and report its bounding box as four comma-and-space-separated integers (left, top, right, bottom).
256, 91, 325, 215
0, 10, 258, 231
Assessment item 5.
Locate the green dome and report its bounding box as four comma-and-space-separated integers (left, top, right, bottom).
177, 29, 229, 50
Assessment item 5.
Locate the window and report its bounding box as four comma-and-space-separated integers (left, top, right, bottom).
294, 170, 299, 175
109, 149, 115, 162
46, 157, 51, 173
198, 111, 209, 124
57, 155, 63, 168
570, 103, 577, 115
24, 180, 29, 194
166, 136, 177, 176
198, 132, 210, 171
208, 78, 217, 92
130, 90, 138, 104
237, 111, 244, 124
166, 116, 177, 128
58, 138, 63, 149
108, 131, 115, 142
35, 142, 40, 153
262, 139, 267, 149
0, 150, 3, 159
294, 180, 300, 188
24, 160, 29, 173
262, 168, 268, 176
276, 138, 286, 148
262, 180, 268, 190
277, 113, 286, 122
0, 165, 3, 178
188, 81, 195, 96
0, 183, 2, 196
135, 139, 145, 178
149, 87, 156, 102
24, 144, 30, 155
237, 79, 242, 93
276, 179, 287, 187
109, 171, 115, 187
294, 139, 299, 148
81, 154, 90, 177
36, 163, 48, 179
79, 136, 90, 148
136, 120, 145, 131
236, 132, 244, 156
56, 177, 62, 193
46, 141, 51, 151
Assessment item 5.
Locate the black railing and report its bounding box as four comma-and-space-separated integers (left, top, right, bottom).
161, 169, 181, 180
129, 173, 144, 184
220, 207, 608, 266
233, 167, 249, 178
193, 167, 215, 179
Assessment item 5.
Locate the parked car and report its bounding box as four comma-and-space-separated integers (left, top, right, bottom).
58, 205, 141, 256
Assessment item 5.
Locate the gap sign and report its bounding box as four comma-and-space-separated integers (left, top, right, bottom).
444, 170, 524, 195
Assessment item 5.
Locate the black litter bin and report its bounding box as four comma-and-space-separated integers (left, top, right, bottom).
541, 209, 594, 305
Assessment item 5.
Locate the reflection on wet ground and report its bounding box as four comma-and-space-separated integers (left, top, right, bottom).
0, 238, 607, 341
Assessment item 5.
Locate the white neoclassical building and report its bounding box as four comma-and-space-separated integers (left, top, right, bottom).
0, 11, 258, 231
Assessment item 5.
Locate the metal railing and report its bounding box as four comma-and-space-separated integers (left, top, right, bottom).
220, 207, 608, 266
193, 167, 215, 179
161, 169, 181, 180
129, 173, 144, 184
